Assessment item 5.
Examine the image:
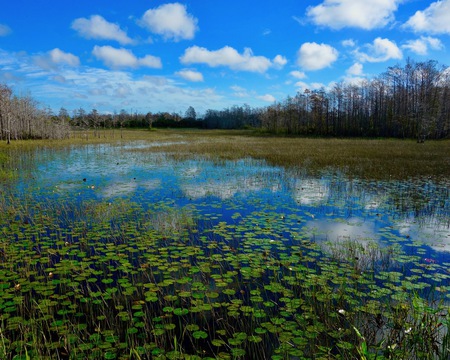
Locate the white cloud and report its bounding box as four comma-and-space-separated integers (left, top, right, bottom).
346, 62, 363, 76
176, 69, 204, 82
342, 39, 356, 47
71, 15, 133, 45
258, 94, 276, 102
34, 48, 80, 70
356, 37, 402, 63
297, 42, 338, 71
231, 85, 249, 98
272, 55, 287, 69
49, 48, 80, 67
180, 46, 282, 73
404, 0, 450, 34
92, 46, 162, 69
306, 0, 401, 30
0, 24, 11, 36
140, 3, 198, 41
343, 63, 366, 85
114, 84, 132, 98
290, 70, 307, 79
294, 81, 326, 92
139, 55, 163, 68
402, 36, 444, 55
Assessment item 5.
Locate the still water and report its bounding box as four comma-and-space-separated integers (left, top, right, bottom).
9, 141, 450, 263
2, 140, 450, 358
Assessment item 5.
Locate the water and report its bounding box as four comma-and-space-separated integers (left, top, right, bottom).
6, 141, 450, 262
2, 141, 450, 358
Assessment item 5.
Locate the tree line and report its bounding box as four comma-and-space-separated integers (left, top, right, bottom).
201, 58, 449, 140
1, 58, 449, 142
257, 59, 450, 140
0, 84, 70, 143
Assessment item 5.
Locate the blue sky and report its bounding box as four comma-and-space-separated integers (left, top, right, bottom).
1, 1, 449, 116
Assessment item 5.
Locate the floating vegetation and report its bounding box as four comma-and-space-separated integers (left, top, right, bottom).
0, 134, 449, 359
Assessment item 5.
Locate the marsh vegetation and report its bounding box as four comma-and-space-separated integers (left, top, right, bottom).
1, 130, 450, 359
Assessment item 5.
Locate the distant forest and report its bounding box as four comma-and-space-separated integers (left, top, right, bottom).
1, 59, 449, 141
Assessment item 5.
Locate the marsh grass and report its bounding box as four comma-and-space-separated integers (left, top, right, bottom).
2, 129, 449, 179
151, 131, 450, 180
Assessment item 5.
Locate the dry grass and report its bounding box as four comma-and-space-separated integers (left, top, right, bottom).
2, 128, 449, 180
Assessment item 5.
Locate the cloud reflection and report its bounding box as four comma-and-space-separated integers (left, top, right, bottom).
292, 179, 329, 205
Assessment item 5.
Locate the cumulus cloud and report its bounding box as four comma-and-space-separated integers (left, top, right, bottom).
342, 65, 366, 86
290, 70, 307, 79
34, 48, 80, 70
49, 48, 80, 67
71, 15, 133, 45
140, 3, 198, 41
92, 45, 162, 69
404, 0, 450, 34
306, 0, 401, 30
402, 36, 444, 55
258, 94, 276, 102
180, 46, 283, 73
356, 37, 402, 62
272, 55, 287, 69
297, 42, 338, 71
346, 62, 363, 76
0, 24, 11, 36
176, 69, 204, 82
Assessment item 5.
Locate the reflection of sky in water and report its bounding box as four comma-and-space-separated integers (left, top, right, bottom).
292, 179, 329, 205
304, 217, 380, 244
102, 181, 138, 198
396, 217, 450, 252
9, 142, 450, 260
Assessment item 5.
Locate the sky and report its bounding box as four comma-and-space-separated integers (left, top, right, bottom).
1, 0, 449, 116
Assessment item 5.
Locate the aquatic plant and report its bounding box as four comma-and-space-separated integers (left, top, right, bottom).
0, 130, 449, 359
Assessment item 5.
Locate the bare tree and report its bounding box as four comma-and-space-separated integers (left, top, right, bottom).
0, 84, 13, 144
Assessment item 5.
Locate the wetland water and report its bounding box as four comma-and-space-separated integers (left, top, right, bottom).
1, 140, 450, 359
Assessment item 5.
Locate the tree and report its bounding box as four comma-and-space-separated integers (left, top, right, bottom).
58, 107, 70, 125
88, 109, 100, 137
146, 112, 154, 129
185, 106, 196, 121
0, 84, 13, 144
